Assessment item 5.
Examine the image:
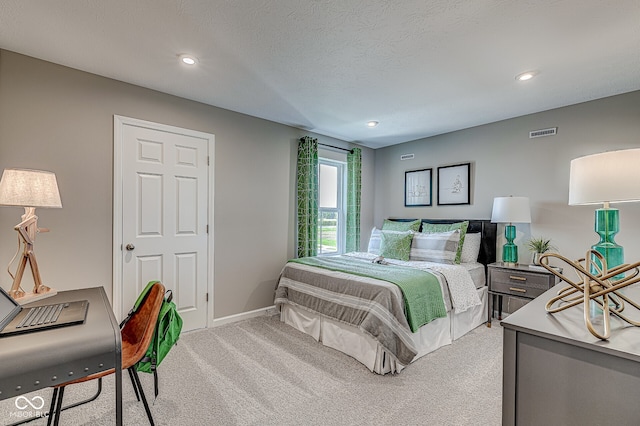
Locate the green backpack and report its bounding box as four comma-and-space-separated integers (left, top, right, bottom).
122, 280, 183, 397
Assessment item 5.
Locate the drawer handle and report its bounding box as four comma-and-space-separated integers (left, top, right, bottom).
509, 275, 527, 281
509, 287, 527, 293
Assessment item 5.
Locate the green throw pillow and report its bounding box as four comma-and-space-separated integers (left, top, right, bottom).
379, 231, 413, 261
382, 219, 421, 232
421, 221, 469, 264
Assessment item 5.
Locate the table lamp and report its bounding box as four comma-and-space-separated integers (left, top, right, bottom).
569, 148, 640, 276
0, 168, 62, 304
491, 196, 531, 266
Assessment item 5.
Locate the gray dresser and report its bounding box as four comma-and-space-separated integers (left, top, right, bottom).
501, 284, 640, 425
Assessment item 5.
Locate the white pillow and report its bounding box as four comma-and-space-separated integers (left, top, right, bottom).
460, 232, 482, 263
409, 230, 460, 264
367, 227, 381, 254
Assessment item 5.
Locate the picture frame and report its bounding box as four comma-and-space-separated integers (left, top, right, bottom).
405, 168, 432, 207
437, 163, 470, 205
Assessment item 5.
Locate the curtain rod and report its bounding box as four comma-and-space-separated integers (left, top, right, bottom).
300, 138, 354, 153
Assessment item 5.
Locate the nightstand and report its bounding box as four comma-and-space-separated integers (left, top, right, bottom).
487, 262, 561, 326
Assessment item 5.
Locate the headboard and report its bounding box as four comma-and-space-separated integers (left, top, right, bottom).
388, 218, 497, 268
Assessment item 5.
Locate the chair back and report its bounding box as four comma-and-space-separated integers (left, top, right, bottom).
121, 282, 165, 369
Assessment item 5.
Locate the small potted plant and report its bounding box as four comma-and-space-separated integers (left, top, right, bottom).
526, 237, 557, 265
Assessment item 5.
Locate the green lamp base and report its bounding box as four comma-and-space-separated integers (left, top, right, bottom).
502, 224, 518, 265
591, 208, 624, 279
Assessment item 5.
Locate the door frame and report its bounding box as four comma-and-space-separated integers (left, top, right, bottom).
112, 115, 215, 326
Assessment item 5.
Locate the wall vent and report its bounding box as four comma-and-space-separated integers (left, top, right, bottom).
529, 127, 557, 138
400, 153, 414, 161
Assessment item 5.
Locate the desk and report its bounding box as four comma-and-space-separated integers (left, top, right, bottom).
0, 287, 122, 425
501, 284, 640, 425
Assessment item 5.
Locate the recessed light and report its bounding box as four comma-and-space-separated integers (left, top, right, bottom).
367, 121, 379, 128
515, 71, 538, 81
179, 54, 198, 66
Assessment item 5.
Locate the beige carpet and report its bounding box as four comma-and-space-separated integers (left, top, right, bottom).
0, 316, 503, 426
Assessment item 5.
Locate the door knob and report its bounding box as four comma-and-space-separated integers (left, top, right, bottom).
125, 243, 135, 251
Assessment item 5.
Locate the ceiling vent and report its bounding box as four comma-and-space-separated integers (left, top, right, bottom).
400, 153, 414, 161
529, 127, 557, 138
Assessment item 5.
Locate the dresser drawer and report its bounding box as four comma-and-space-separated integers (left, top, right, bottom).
490, 269, 553, 298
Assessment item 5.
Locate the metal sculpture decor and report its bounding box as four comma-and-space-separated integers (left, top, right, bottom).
539, 250, 640, 340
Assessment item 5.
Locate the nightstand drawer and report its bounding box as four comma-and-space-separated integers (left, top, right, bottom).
490, 269, 551, 298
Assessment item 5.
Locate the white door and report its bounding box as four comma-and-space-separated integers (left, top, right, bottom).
114, 116, 213, 332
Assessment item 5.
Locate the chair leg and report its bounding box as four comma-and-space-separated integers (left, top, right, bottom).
129, 367, 141, 401
38, 373, 152, 426
6, 387, 63, 426
59, 378, 103, 411
46, 388, 59, 426
52, 386, 65, 426
130, 368, 155, 426
41, 379, 103, 426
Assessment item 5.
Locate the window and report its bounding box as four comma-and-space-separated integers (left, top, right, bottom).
318, 158, 346, 255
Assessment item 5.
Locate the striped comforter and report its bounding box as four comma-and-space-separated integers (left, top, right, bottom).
274, 256, 447, 365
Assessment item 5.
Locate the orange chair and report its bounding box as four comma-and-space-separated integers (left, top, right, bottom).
47, 282, 165, 426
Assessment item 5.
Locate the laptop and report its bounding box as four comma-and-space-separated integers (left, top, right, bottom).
0, 286, 89, 337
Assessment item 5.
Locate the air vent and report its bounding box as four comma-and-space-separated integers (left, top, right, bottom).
400, 153, 414, 161
529, 127, 557, 138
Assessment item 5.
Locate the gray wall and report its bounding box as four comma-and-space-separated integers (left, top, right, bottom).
0, 49, 375, 319
2, 47, 639, 321
374, 90, 640, 265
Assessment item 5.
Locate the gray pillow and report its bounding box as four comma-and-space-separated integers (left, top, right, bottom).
421, 221, 469, 264
409, 230, 460, 264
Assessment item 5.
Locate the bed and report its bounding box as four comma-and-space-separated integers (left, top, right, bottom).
274, 219, 497, 374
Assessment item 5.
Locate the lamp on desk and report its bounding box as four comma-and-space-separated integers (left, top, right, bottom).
491, 196, 531, 266
0, 168, 62, 304
569, 149, 640, 275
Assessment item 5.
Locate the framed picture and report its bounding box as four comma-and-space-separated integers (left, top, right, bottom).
437, 163, 470, 205
405, 169, 432, 207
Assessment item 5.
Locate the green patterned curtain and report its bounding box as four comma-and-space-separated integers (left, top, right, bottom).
296, 136, 319, 258
346, 147, 362, 252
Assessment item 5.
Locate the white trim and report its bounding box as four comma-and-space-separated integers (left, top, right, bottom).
113, 116, 125, 320
207, 134, 215, 328
211, 305, 277, 328
112, 115, 215, 325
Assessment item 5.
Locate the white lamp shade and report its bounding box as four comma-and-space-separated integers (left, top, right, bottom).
491, 196, 531, 223
569, 148, 640, 206
0, 169, 62, 208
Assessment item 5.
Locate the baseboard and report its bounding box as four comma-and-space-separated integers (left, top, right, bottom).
211, 305, 278, 327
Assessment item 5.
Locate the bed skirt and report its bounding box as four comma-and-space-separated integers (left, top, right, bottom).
280, 286, 488, 374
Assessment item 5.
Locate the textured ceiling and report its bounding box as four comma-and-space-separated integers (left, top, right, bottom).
1, 0, 639, 149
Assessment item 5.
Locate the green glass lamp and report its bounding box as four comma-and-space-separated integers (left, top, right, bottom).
491, 196, 531, 266
569, 149, 640, 277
